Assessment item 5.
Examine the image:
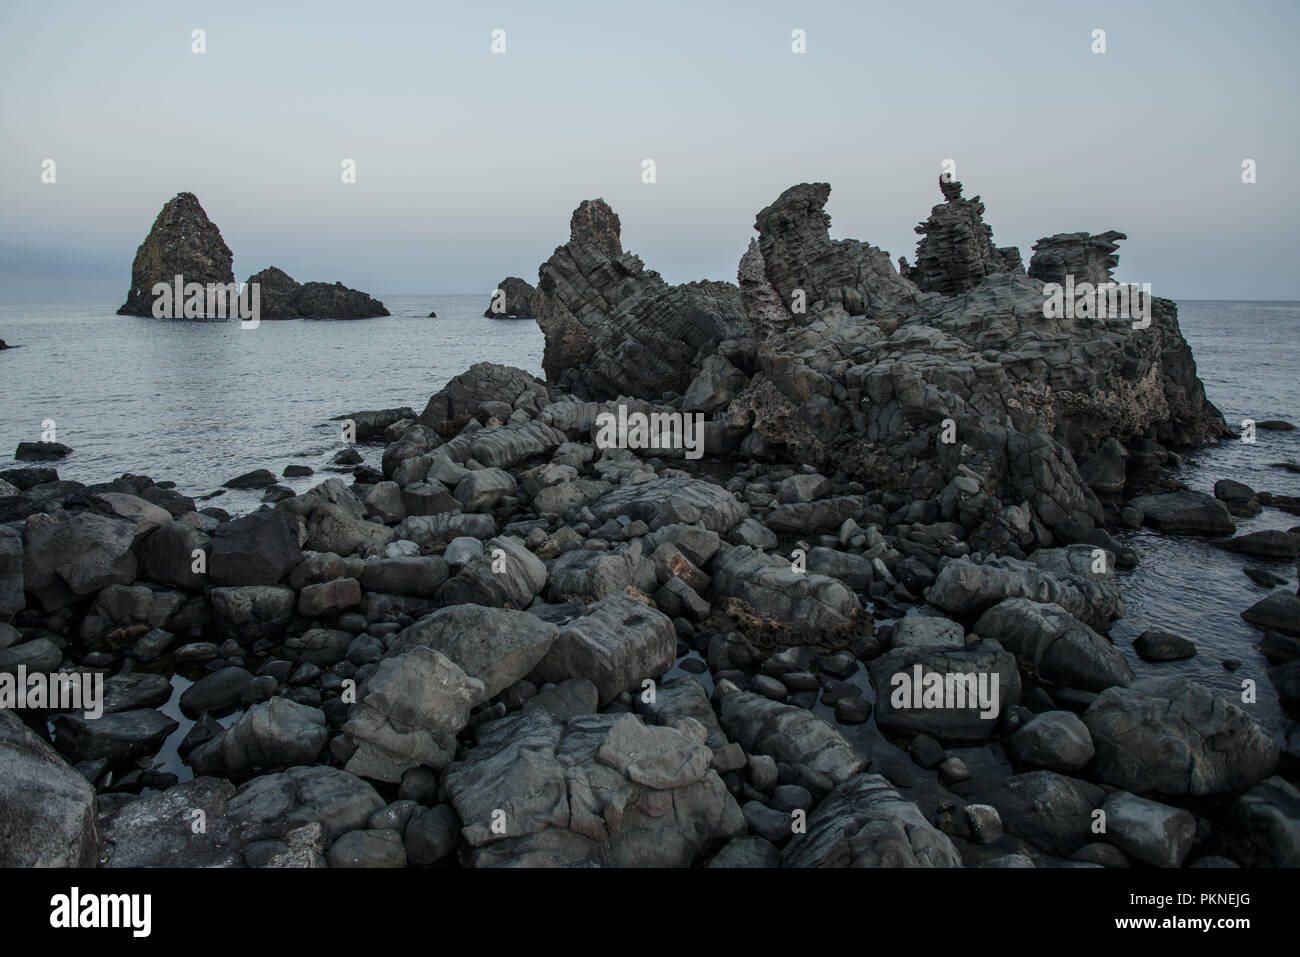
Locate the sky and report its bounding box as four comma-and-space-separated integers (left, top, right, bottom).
1, 0, 1297, 301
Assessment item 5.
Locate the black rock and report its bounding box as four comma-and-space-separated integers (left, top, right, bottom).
15, 441, 73, 461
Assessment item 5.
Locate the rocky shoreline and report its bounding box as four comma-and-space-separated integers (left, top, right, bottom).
2, 179, 1298, 869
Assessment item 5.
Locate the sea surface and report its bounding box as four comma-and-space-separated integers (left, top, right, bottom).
1, 297, 1298, 746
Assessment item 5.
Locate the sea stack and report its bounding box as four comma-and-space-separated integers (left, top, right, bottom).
118, 192, 234, 316
899, 177, 1024, 295
483, 277, 538, 318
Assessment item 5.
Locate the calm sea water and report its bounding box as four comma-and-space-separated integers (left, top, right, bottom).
0, 295, 545, 510
1, 297, 1297, 736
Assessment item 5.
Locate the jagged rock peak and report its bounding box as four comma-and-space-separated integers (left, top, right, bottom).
484, 277, 538, 319
900, 177, 1022, 297
569, 199, 622, 259
534, 199, 746, 399
753, 182, 921, 321
1028, 231, 1128, 287
118, 192, 234, 316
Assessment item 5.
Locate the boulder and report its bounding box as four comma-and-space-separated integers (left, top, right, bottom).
341, 646, 485, 781
1103, 791, 1196, 868
1242, 591, 1300, 637
209, 507, 302, 585
1008, 710, 1096, 772
0, 710, 99, 866
589, 477, 745, 534
1083, 676, 1279, 795
716, 685, 868, 789
974, 770, 1105, 857
1128, 491, 1234, 537
928, 550, 1122, 631
387, 604, 559, 699
782, 773, 961, 867
973, 598, 1134, 692
868, 640, 1020, 741
534, 592, 676, 704
209, 586, 295, 643
419, 363, 546, 438
710, 545, 861, 629
190, 697, 330, 779
441, 710, 744, 866
23, 511, 138, 604
52, 708, 178, 765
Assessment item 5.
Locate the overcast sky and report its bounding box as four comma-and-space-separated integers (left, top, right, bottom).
2, 0, 1297, 301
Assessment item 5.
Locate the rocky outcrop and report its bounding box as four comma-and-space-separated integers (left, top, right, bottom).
535, 198, 750, 398
715, 180, 1229, 539
484, 276, 539, 318
293, 280, 389, 319
418, 362, 548, 437
118, 192, 235, 316
246, 267, 389, 320
1028, 230, 1126, 286
900, 178, 1023, 296
245, 266, 300, 319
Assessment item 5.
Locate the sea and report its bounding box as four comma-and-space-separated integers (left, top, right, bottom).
1, 297, 1297, 756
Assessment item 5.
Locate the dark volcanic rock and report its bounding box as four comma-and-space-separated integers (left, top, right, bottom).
754, 182, 922, 323
535, 198, 750, 398
15, 441, 72, 461
242, 267, 387, 320
484, 276, 539, 318
209, 507, 302, 586
118, 192, 235, 317
245, 266, 302, 319
418, 362, 548, 437
292, 280, 389, 320
1028, 230, 1127, 287
900, 177, 1023, 296
1084, 677, 1278, 796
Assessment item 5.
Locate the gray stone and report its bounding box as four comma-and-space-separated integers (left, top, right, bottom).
1103, 791, 1196, 868
387, 604, 558, 699
326, 828, 407, 868
342, 646, 485, 781
1008, 710, 1096, 772
717, 686, 867, 789
974, 598, 1134, 692
534, 593, 676, 704
190, 697, 330, 778
0, 710, 98, 866
783, 773, 961, 867
1084, 677, 1279, 796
